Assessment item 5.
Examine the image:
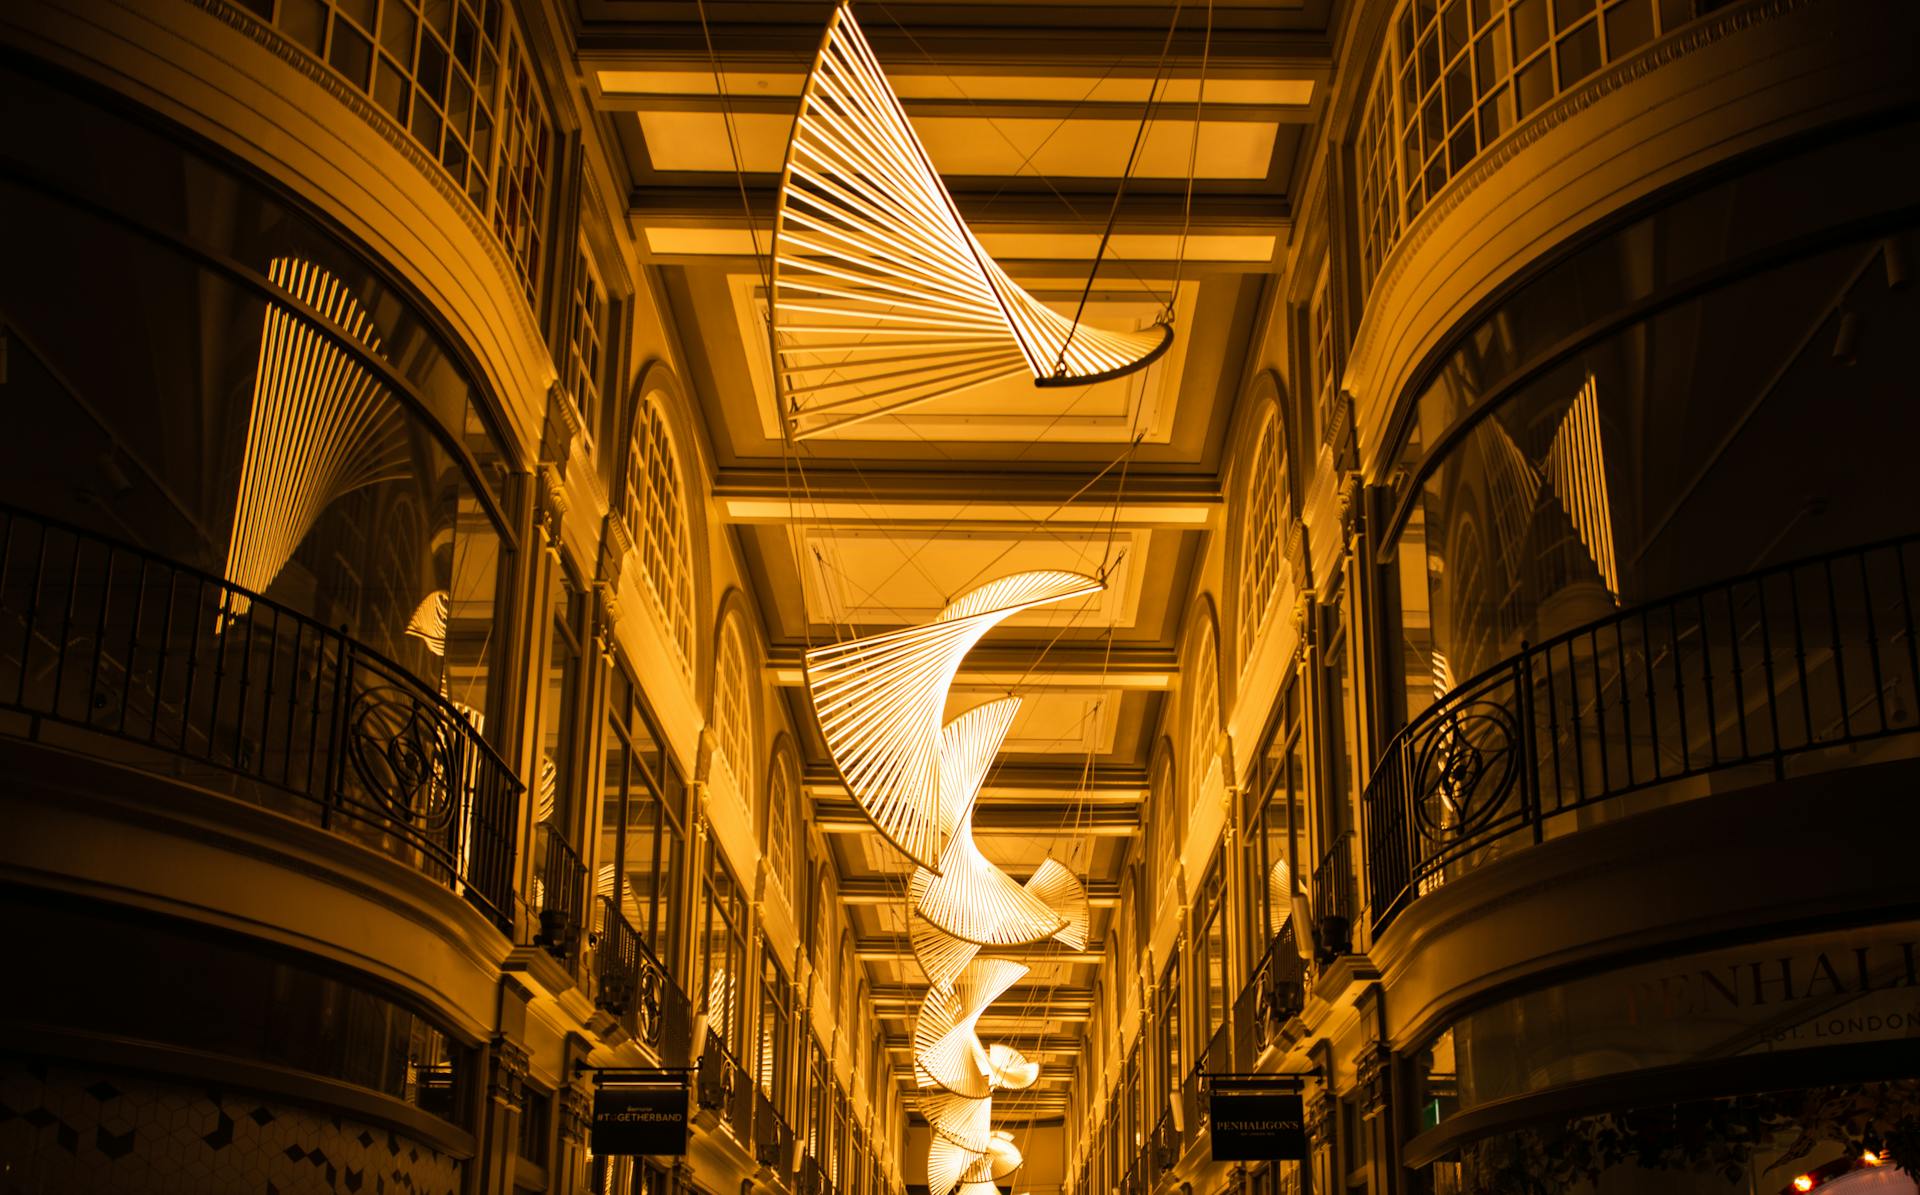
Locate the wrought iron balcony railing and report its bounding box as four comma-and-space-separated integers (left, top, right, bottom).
533, 820, 587, 959
752, 1087, 796, 1172
1310, 832, 1358, 960
1365, 535, 1920, 934
0, 504, 521, 931
1234, 924, 1307, 1066
592, 895, 684, 1057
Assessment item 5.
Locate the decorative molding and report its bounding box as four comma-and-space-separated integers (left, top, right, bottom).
1348, 0, 1811, 390
489, 1036, 531, 1111
1306, 1090, 1335, 1146
597, 510, 632, 585
1336, 471, 1365, 542
592, 580, 620, 659
558, 1084, 591, 1143
536, 464, 570, 555
188, 0, 551, 360
1354, 1041, 1391, 1120
541, 381, 583, 466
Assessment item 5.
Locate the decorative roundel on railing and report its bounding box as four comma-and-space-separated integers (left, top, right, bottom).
636, 964, 665, 1048
1410, 699, 1520, 843
348, 685, 460, 828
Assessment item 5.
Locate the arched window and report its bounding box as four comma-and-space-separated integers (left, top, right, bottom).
766, 747, 798, 900
1150, 747, 1177, 897
1235, 410, 1290, 667
625, 392, 695, 672
712, 613, 753, 800
1186, 614, 1221, 817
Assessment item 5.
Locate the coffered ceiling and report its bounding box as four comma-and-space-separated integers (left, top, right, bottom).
576, 0, 1335, 1125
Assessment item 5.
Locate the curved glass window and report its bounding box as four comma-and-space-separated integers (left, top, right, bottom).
625, 394, 695, 673
1383, 123, 1920, 724
0, 67, 515, 728
8, 894, 470, 1124
1356, 0, 1725, 296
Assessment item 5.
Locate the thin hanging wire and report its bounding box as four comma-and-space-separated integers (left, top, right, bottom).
1168, 0, 1213, 317
1053, 0, 1186, 376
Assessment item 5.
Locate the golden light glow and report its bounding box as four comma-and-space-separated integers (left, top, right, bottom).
1794, 1177, 1815, 1193
225, 258, 408, 615
772, 3, 1173, 439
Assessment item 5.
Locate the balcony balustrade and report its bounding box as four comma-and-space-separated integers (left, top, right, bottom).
1365, 535, 1920, 933
534, 821, 588, 959
0, 504, 520, 931
592, 894, 687, 1055
1309, 833, 1358, 960
1234, 925, 1307, 1065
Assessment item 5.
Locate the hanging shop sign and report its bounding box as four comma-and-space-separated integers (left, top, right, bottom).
590, 1071, 689, 1156
1209, 1078, 1308, 1161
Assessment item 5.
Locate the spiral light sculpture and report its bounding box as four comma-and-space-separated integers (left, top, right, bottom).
806, 571, 1099, 1195
772, 3, 1174, 440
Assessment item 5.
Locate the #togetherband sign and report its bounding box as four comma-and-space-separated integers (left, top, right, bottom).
590, 1072, 690, 1156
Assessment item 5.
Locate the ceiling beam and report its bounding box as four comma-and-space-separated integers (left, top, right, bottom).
868, 983, 1092, 1004
856, 935, 1102, 962
712, 465, 1218, 529
842, 877, 1120, 907
576, 15, 1334, 67
769, 642, 1175, 691
603, 93, 1315, 124
818, 799, 1138, 836
805, 760, 1145, 793
632, 185, 1292, 227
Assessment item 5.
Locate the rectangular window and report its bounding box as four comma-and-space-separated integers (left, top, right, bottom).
564, 241, 607, 438
600, 660, 686, 971
1311, 263, 1337, 447
1246, 683, 1306, 966
1192, 853, 1230, 1064
695, 842, 748, 1055
1157, 951, 1182, 1099
538, 564, 583, 837
757, 942, 793, 1116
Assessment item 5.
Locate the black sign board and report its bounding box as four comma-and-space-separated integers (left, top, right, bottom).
1209, 1089, 1307, 1161
591, 1075, 689, 1156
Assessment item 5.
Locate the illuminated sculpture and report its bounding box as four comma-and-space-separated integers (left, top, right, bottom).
772, 3, 1173, 439
225, 258, 409, 614
806, 572, 1099, 1195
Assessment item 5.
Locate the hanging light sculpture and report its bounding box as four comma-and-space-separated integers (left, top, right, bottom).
806, 571, 1100, 1195
225, 257, 409, 617
772, 3, 1174, 440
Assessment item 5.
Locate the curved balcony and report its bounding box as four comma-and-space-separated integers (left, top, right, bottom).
0, 503, 521, 931
1364, 534, 1920, 934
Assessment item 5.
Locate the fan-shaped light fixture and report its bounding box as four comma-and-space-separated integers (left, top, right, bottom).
225, 257, 409, 616
772, 3, 1173, 440
805, 570, 1103, 872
